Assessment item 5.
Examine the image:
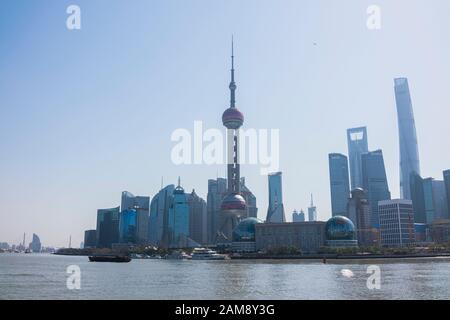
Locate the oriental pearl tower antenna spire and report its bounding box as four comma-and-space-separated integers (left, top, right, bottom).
230, 36, 236, 108
217, 38, 247, 242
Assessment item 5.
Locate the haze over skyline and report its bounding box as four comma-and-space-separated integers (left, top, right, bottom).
1, 0, 450, 247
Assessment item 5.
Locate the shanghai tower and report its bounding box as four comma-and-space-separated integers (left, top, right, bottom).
218, 39, 247, 241
394, 78, 421, 200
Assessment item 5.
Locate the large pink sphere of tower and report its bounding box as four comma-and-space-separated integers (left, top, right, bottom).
220, 192, 247, 216
222, 107, 244, 130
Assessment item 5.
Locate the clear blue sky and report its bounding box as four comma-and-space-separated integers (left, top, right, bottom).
1, 0, 449, 247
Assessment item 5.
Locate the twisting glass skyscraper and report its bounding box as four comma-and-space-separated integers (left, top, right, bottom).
394, 78, 421, 200
266, 172, 286, 223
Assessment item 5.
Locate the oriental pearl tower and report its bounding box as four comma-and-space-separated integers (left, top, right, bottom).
218, 39, 247, 241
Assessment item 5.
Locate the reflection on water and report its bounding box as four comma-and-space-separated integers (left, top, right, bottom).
1, 253, 450, 300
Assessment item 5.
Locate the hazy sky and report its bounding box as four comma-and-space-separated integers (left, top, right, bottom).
1, 0, 449, 247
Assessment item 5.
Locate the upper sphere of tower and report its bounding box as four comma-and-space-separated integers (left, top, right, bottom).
222, 107, 244, 129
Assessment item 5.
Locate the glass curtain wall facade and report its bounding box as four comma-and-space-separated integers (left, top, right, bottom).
96, 207, 120, 248
432, 180, 449, 220
188, 190, 207, 245
361, 150, 391, 228
444, 170, 450, 220
168, 184, 190, 248
84, 230, 97, 248
347, 127, 369, 190
121, 191, 150, 244
329, 153, 351, 216
394, 78, 421, 200
240, 177, 258, 219
410, 172, 426, 224
292, 210, 306, 222
148, 185, 175, 246
346, 189, 372, 246
266, 172, 286, 223
119, 209, 137, 244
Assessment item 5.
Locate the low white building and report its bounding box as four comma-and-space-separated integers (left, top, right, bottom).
378, 199, 415, 247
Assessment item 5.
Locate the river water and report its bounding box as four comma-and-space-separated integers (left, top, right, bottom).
1, 253, 450, 300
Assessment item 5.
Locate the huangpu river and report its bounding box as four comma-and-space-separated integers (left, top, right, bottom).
1, 253, 450, 300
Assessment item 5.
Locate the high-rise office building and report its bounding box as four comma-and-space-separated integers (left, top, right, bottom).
308, 194, 317, 222
266, 172, 286, 223
328, 153, 350, 216
346, 189, 372, 246
168, 179, 190, 248
292, 210, 306, 222
206, 178, 227, 244
96, 206, 120, 248
410, 172, 426, 224
29, 233, 41, 253
347, 127, 369, 190
430, 220, 450, 243
240, 177, 258, 219
219, 40, 247, 241
361, 150, 391, 228
432, 180, 449, 220
84, 230, 97, 248
148, 185, 175, 246
121, 191, 150, 244
188, 189, 207, 245
423, 178, 435, 224
421, 178, 449, 224
119, 209, 137, 244
378, 199, 415, 247
444, 170, 450, 220
394, 78, 421, 200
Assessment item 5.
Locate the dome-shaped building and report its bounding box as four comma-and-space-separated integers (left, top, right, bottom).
325, 216, 358, 247
232, 217, 263, 242
231, 217, 263, 253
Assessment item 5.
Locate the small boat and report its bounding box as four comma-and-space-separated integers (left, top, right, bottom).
165, 251, 191, 260
191, 248, 227, 260
88, 255, 131, 263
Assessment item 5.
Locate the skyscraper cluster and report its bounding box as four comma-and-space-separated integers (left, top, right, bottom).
85, 43, 258, 249
329, 125, 391, 241
81, 49, 449, 252
328, 78, 450, 247
87, 177, 254, 249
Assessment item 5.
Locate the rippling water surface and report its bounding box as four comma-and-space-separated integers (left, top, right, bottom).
1, 253, 450, 299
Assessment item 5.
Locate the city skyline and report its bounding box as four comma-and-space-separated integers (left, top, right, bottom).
1, 1, 450, 247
